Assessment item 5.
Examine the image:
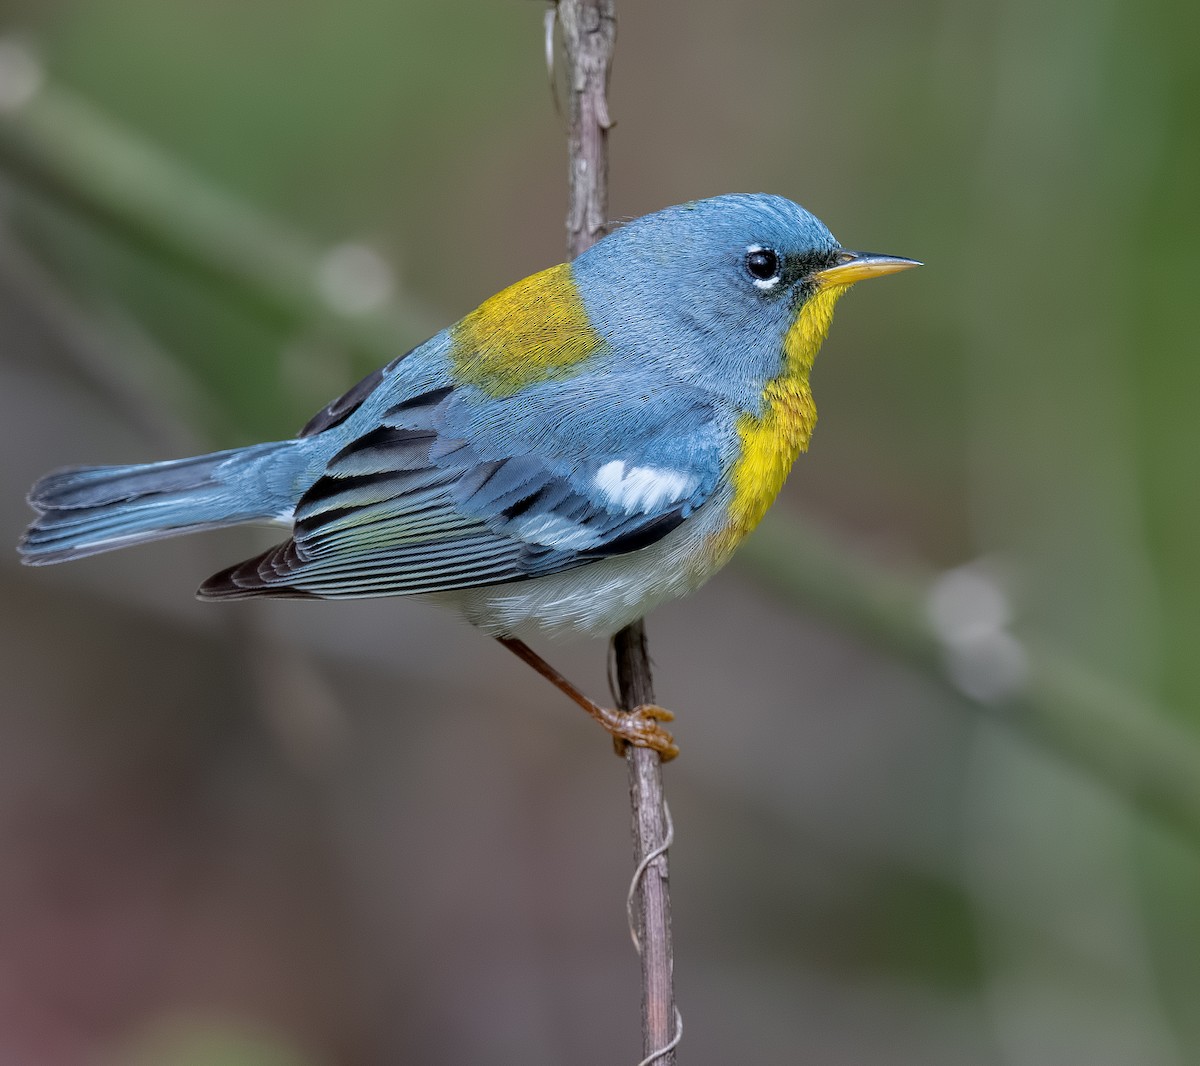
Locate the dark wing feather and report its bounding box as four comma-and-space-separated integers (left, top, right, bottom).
201, 378, 722, 600
296, 345, 423, 437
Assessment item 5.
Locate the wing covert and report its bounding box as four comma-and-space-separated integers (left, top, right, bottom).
202, 371, 727, 599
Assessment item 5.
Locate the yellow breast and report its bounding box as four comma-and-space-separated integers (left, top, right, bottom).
706, 283, 849, 564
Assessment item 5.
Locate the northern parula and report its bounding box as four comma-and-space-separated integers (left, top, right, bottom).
19, 194, 918, 757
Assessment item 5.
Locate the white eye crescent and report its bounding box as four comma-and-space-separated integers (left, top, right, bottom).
744, 245, 781, 290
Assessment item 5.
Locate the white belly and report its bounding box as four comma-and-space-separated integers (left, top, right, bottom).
432, 495, 731, 641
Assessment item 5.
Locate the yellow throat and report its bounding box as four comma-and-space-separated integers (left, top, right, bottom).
710, 282, 850, 561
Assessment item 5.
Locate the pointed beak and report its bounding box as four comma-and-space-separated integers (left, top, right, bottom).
811, 251, 922, 287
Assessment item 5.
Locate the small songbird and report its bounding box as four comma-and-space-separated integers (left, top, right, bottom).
19, 194, 917, 758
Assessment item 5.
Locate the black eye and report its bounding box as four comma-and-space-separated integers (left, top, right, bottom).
745, 247, 780, 283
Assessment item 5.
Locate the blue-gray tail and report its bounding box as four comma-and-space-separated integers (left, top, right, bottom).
19, 441, 302, 565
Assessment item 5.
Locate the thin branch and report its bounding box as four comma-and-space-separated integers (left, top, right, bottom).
614, 621, 680, 1065
557, 0, 614, 260
557, 2, 679, 1063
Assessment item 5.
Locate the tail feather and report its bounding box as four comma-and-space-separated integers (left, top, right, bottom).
28, 453, 235, 510
19, 442, 301, 565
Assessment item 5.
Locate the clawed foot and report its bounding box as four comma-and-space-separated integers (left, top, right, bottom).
492, 638, 680, 761
600, 703, 680, 761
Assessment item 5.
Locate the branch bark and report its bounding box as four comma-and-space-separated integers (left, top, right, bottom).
557, 3, 678, 1062
613, 620, 679, 1065
558, 0, 615, 260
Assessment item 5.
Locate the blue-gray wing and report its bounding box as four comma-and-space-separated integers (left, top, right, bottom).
199, 376, 727, 599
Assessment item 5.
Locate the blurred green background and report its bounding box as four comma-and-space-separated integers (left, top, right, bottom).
1, 1, 1198, 1063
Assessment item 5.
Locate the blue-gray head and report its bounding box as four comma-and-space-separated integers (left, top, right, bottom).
573, 193, 918, 406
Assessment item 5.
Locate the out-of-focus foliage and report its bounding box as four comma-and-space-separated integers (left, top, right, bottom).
0, 2, 1197, 1064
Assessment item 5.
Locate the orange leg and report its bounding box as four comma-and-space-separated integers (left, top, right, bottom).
497, 637, 679, 760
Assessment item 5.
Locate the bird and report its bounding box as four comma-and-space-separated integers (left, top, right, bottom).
19, 194, 918, 759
